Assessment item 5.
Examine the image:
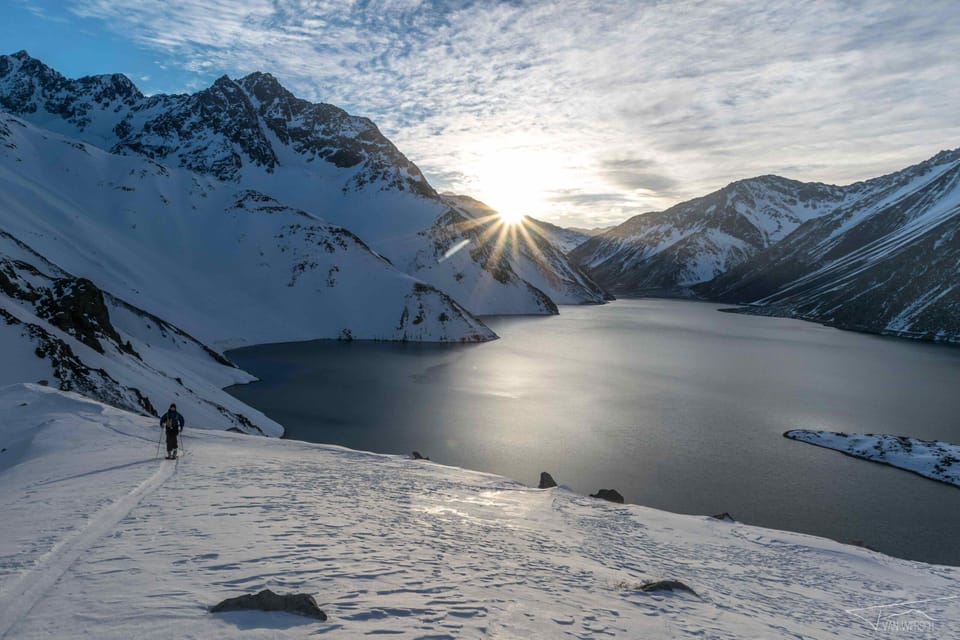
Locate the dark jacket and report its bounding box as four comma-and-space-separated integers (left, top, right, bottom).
160, 409, 184, 432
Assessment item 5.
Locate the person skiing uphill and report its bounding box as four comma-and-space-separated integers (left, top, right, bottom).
160, 403, 184, 460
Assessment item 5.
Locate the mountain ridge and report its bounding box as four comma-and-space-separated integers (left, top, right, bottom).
572, 147, 960, 343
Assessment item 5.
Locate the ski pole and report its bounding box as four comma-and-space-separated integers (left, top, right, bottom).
179, 431, 186, 456
155, 426, 164, 459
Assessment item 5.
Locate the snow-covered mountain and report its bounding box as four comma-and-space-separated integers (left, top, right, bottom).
570, 176, 847, 294
570, 148, 960, 342
0, 50, 596, 317
3, 383, 957, 638
443, 195, 611, 305
0, 112, 494, 347
702, 149, 960, 342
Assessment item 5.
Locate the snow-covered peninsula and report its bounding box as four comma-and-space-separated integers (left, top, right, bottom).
785, 429, 960, 488
1, 383, 958, 639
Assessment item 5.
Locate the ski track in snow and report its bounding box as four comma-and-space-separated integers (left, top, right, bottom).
0, 454, 177, 638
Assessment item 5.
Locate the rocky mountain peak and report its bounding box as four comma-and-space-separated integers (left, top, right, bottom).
0, 52, 436, 193
239, 71, 289, 102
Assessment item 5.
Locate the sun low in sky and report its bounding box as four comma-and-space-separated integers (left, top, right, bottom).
2, 1, 958, 229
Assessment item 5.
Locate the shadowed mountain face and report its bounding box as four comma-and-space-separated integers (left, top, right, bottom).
700, 150, 960, 341
571, 150, 960, 343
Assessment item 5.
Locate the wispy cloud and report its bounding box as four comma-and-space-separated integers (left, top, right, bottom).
31, 1, 960, 225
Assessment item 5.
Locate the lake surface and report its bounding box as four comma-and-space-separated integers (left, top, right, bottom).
227, 299, 960, 565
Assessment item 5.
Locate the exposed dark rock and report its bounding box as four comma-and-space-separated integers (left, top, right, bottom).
36, 380, 49, 386
590, 489, 624, 503
538, 472, 557, 489
710, 512, 736, 522
411, 450, 430, 460
35, 277, 135, 356
210, 589, 327, 620
637, 580, 698, 597
850, 539, 880, 552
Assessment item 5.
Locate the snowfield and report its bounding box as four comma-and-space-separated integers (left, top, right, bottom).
785, 430, 960, 488
2, 384, 958, 639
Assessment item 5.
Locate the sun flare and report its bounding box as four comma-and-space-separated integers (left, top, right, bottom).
498, 209, 526, 225
468, 143, 560, 226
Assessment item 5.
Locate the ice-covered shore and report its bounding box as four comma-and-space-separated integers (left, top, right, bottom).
1, 384, 958, 639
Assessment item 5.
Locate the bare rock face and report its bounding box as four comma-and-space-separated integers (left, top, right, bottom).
538, 472, 558, 489
210, 589, 327, 621
590, 489, 624, 503
638, 580, 698, 597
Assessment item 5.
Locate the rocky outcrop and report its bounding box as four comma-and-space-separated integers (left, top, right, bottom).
210, 589, 327, 620
710, 512, 736, 523
637, 580, 698, 597
538, 472, 557, 489
590, 489, 624, 503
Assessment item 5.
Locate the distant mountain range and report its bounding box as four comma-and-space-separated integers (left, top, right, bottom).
570, 150, 960, 343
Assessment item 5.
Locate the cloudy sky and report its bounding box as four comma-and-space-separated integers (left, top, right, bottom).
3, 0, 959, 228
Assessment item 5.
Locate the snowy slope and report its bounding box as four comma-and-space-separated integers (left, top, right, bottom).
1, 383, 958, 639
0, 51, 559, 317
570, 176, 846, 294
786, 430, 960, 488
704, 149, 960, 342
0, 112, 494, 347
0, 231, 284, 435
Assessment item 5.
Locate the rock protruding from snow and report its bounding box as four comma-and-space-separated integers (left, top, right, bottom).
590, 488, 625, 503
638, 580, 699, 597
538, 471, 558, 489
210, 589, 327, 621
710, 512, 736, 523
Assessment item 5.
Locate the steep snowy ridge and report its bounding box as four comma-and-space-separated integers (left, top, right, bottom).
704, 148, 960, 342
570, 175, 846, 294
0, 231, 284, 434
0, 51, 598, 317
1, 383, 958, 639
